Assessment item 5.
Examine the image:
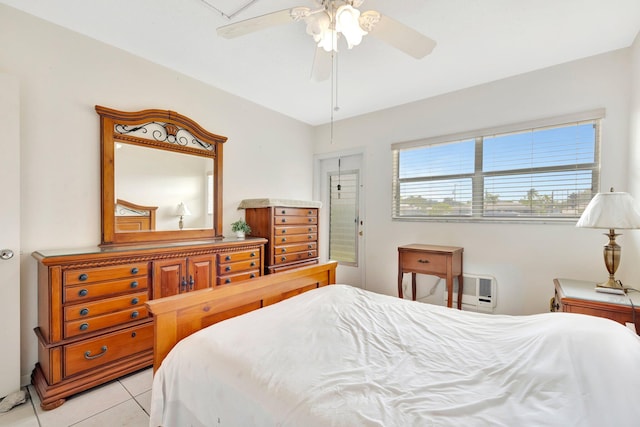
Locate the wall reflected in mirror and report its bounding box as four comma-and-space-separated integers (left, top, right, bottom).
114, 142, 213, 232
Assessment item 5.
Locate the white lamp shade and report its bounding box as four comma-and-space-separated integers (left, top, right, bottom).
576, 191, 640, 229
176, 202, 191, 217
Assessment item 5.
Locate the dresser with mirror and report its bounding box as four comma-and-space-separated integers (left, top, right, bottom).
31, 106, 266, 409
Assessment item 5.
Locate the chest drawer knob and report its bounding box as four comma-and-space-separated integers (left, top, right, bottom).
225, 278, 231, 284
250, 261, 256, 267
308, 210, 313, 215
130, 281, 138, 288
281, 256, 287, 262
281, 209, 286, 214
225, 266, 231, 272
282, 229, 286, 234
308, 218, 313, 223
84, 345, 107, 360
131, 311, 139, 319
131, 332, 137, 338
78, 289, 88, 297
131, 297, 139, 305
78, 273, 88, 281
251, 252, 256, 257
80, 308, 89, 316
308, 235, 312, 239
281, 218, 287, 223
225, 255, 231, 261
79, 323, 89, 331
130, 267, 139, 274
250, 273, 256, 278
281, 238, 286, 242
281, 248, 287, 253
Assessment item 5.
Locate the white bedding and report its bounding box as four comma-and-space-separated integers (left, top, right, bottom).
150, 285, 640, 427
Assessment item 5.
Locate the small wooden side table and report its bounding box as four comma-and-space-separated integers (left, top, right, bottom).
553, 278, 640, 334
398, 244, 464, 309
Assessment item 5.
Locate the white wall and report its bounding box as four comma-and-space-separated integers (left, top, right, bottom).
0, 5, 315, 384
627, 33, 640, 277
314, 49, 634, 316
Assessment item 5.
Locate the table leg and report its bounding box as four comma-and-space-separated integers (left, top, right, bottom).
457, 274, 464, 310
398, 271, 403, 299
411, 273, 417, 301
445, 276, 453, 308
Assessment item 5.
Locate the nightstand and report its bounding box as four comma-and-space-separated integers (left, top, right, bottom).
553, 278, 640, 334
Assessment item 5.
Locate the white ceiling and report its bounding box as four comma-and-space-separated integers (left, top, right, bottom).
2, 0, 639, 125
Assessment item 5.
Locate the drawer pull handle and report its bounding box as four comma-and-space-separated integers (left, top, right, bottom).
281, 238, 286, 242
131, 298, 139, 305
281, 248, 287, 253
79, 323, 89, 331
250, 273, 256, 279
282, 229, 286, 234
131, 332, 137, 338
250, 252, 256, 257
418, 259, 430, 264
78, 273, 88, 281
308, 218, 313, 222
308, 228, 313, 232
250, 262, 256, 267
308, 210, 313, 215
80, 308, 89, 316
225, 255, 231, 261
225, 278, 231, 284
131, 311, 139, 319
281, 256, 287, 262
84, 346, 107, 360
281, 209, 286, 214
78, 289, 88, 297
308, 244, 313, 249
281, 218, 286, 223
308, 252, 313, 256
225, 266, 231, 272
308, 235, 312, 239
130, 281, 138, 288
189, 275, 194, 290
131, 267, 139, 274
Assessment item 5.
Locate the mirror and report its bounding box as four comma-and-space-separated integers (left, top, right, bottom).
97, 106, 226, 246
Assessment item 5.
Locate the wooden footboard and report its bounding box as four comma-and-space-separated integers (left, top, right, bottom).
145, 261, 337, 371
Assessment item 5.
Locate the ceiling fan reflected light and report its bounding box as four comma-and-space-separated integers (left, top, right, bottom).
216, 0, 436, 60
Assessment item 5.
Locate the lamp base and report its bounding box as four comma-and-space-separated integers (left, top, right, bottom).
595, 278, 626, 295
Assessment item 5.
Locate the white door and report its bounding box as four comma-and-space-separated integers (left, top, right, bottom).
0, 74, 21, 397
316, 152, 365, 287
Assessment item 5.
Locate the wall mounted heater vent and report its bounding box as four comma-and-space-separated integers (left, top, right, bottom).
444, 274, 497, 313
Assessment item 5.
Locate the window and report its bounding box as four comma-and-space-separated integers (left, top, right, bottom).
392, 110, 603, 222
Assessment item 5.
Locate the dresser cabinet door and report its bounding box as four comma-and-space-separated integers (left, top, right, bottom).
153, 258, 187, 298
187, 254, 215, 291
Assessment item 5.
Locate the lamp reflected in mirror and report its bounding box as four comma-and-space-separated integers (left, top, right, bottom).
176, 202, 191, 230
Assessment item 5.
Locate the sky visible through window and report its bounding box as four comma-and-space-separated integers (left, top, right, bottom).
399, 123, 595, 203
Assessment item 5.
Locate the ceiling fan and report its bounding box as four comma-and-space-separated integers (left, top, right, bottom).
216, 0, 436, 81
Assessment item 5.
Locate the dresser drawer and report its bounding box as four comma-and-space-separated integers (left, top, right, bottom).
401, 252, 447, 274
64, 277, 148, 303
274, 233, 318, 245
63, 323, 153, 377
273, 207, 317, 217
65, 306, 148, 339
274, 215, 318, 226
274, 225, 317, 236
217, 259, 259, 275
64, 263, 148, 285
274, 249, 317, 265
218, 249, 260, 264
217, 270, 260, 286
273, 242, 317, 255
64, 291, 148, 321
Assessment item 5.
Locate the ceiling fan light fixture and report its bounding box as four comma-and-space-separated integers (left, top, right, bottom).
318, 28, 339, 52
335, 5, 367, 49
305, 11, 330, 41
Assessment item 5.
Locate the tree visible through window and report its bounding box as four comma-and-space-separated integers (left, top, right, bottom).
392, 113, 601, 221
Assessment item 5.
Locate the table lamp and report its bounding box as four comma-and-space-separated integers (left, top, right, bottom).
576, 188, 640, 293
176, 202, 191, 230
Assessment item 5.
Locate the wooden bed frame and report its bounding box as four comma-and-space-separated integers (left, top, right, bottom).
145, 261, 337, 371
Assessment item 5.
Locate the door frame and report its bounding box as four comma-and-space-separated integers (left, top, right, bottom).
313, 148, 366, 287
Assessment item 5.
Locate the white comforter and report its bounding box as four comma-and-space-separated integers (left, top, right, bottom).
150, 285, 640, 427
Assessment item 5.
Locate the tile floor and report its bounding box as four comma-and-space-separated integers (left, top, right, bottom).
0, 368, 152, 427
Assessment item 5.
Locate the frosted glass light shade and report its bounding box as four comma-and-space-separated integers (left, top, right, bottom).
576, 191, 640, 229
176, 202, 192, 217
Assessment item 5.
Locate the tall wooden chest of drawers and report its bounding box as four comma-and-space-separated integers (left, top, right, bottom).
32, 238, 265, 409
241, 199, 322, 274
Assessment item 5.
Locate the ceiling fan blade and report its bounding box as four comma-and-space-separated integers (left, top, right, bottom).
311, 47, 332, 82
217, 9, 295, 39
367, 14, 436, 59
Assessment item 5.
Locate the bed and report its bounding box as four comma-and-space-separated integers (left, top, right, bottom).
146, 261, 640, 426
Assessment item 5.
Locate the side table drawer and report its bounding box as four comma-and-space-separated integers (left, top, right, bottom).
401, 252, 447, 274
63, 323, 153, 377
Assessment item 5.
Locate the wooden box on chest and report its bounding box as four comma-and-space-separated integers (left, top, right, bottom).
242, 199, 322, 274
32, 238, 265, 409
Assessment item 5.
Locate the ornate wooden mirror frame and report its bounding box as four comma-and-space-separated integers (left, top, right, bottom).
97, 106, 226, 246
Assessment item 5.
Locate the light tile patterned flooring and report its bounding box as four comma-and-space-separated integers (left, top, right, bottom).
0, 368, 152, 427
